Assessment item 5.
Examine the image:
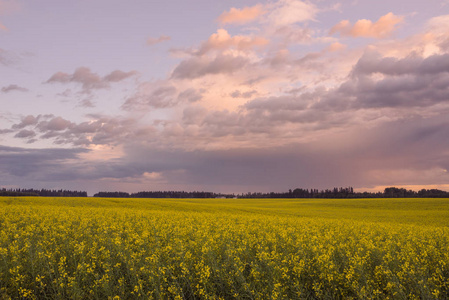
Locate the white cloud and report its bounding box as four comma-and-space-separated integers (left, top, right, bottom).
266, 0, 318, 27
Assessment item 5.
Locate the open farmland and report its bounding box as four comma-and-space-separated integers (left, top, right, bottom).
0, 197, 448, 299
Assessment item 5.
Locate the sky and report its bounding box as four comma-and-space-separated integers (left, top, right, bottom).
1, 0, 449, 195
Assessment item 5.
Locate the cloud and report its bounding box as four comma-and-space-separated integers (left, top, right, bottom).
427, 14, 449, 31
245, 94, 309, 112
217, 4, 266, 25
267, 0, 318, 28
3, 114, 449, 193
216, 1, 318, 29
14, 129, 36, 138
426, 14, 449, 51
343, 53, 449, 109
330, 12, 404, 38
177, 88, 203, 103
46, 67, 138, 92
182, 105, 208, 125
46, 68, 106, 90
230, 90, 258, 98
0, 128, 13, 134
123, 85, 178, 109
103, 70, 139, 82
0, 145, 90, 181
6, 114, 159, 147
12, 115, 41, 129
197, 29, 268, 55
37, 116, 73, 131
147, 35, 171, 45
78, 99, 95, 108
1, 84, 28, 93
273, 26, 314, 44
327, 42, 346, 52
351, 51, 449, 76
171, 54, 249, 79
114, 116, 449, 191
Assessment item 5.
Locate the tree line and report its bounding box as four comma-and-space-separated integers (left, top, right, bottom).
239, 187, 449, 198
94, 187, 449, 199
1, 186, 449, 198
0, 188, 87, 197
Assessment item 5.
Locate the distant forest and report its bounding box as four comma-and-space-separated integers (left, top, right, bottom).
0, 188, 87, 197
1, 187, 449, 198
93, 187, 449, 199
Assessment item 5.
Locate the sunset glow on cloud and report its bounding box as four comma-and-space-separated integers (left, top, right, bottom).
218, 5, 266, 24
330, 12, 404, 38
1, 0, 449, 194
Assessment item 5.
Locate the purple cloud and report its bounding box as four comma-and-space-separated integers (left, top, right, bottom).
1, 84, 29, 93
147, 35, 171, 46
171, 54, 249, 79
14, 129, 36, 138
46, 67, 138, 93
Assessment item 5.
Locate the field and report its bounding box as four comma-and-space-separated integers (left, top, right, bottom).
0, 197, 448, 299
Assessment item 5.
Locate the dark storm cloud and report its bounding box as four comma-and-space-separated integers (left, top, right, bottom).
240, 51, 449, 120
328, 52, 449, 109
2, 115, 449, 192
352, 52, 449, 76
120, 116, 449, 191
0, 145, 88, 178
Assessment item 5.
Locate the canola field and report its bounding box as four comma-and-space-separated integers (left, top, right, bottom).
0, 197, 448, 299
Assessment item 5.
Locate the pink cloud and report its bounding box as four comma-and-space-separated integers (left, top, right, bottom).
147, 35, 171, 46
330, 12, 404, 38
217, 4, 265, 24
197, 29, 268, 55
326, 42, 346, 52
0, 22, 6, 31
